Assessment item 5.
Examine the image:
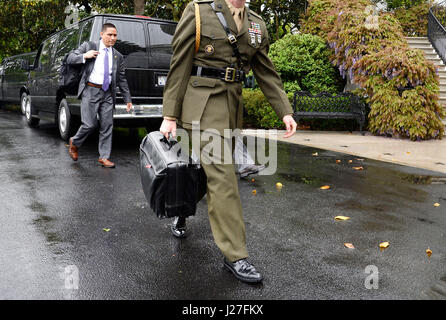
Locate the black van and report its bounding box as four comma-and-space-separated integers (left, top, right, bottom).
21, 14, 176, 140
0, 51, 37, 114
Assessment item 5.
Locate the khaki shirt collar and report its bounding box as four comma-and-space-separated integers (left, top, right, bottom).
224, 0, 245, 17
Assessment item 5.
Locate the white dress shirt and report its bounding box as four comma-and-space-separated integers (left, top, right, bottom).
83, 39, 113, 85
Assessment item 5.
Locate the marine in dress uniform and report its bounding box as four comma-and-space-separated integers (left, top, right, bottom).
160, 0, 297, 283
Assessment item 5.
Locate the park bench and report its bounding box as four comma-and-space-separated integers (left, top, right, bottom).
292, 91, 368, 135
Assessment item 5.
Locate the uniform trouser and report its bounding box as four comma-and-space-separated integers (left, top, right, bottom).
71, 85, 114, 159
187, 129, 249, 262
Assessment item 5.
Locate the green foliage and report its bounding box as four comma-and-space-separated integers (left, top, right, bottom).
90, 0, 189, 21
242, 88, 286, 129
269, 33, 345, 94
385, 0, 425, 10
244, 33, 345, 129
248, 0, 307, 43
392, 1, 431, 36
0, 0, 70, 61
301, 0, 445, 140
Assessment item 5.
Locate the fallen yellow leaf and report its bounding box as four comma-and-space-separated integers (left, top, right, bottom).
252, 190, 257, 195
103, 228, 110, 232
379, 241, 390, 250
344, 243, 355, 249
434, 203, 440, 207
320, 185, 331, 190
353, 166, 364, 170
426, 248, 432, 258
335, 216, 351, 221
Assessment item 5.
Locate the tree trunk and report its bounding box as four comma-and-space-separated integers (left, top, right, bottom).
82, 0, 91, 14
134, 0, 145, 15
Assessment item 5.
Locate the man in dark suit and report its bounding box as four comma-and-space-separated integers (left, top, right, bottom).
67, 23, 132, 168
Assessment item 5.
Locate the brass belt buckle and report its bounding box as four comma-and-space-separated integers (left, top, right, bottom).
225, 67, 236, 82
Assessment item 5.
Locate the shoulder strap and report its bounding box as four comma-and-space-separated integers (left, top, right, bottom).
210, 2, 244, 68
194, 2, 201, 54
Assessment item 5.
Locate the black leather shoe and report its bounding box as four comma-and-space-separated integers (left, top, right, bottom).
171, 216, 187, 238
239, 164, 266, 178
223, 258, 263, 283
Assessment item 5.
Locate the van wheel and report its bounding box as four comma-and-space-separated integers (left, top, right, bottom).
25, 95, 39, 127
20, 92, 28, 115
58, 99, 76, 141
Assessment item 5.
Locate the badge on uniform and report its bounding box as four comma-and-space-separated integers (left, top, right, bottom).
205, 44, 214, 55
249, 22, 262, 46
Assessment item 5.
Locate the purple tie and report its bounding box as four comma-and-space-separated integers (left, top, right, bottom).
102, 47, 110, 91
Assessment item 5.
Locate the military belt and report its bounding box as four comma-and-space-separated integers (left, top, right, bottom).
192, 65, 245, 83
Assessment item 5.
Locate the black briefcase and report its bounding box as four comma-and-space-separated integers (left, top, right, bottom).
139, 131, 207, 219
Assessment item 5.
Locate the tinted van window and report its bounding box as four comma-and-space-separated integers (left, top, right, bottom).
105, 19, 148, 68
148, 23, 175, 55
147, 22, 175, 67
38, 35, 58, 71
54, 28, 80, 67
80, 19, 94, 43
104, 19, 147, 56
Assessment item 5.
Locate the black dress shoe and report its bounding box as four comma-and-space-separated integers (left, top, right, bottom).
223, 258, 263, 283
239, 164, 266, 178
171, 216, 187, 238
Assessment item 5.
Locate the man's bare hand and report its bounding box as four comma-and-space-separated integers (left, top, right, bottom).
160, 119, 177, 139
126, 103, 133, 112
283, 114, 297, 138
84, 50, 99, 59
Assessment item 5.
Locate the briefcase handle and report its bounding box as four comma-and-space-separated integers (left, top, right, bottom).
160, 133, 178, 150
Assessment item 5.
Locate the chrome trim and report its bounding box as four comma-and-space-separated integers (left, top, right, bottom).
113, 104, 163, 119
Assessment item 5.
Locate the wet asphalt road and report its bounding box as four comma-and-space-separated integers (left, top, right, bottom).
1, 105, 446, 300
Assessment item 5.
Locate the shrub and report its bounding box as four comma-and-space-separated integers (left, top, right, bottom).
243, 88, 286, 129
243, 33, 345, 129
392, 2, 431, 36
301, 0, 445, 140
269, 33, 345, 94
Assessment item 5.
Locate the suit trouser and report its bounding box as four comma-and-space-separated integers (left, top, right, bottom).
187, 129, 249, 262
71, 85, 114, 159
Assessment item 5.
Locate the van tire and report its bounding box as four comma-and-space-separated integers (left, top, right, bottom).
58, 99, 76, 141
25, 95, 39, 127
20, 92, 28, 115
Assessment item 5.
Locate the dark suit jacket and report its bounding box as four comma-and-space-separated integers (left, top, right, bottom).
67, 40, 132, 106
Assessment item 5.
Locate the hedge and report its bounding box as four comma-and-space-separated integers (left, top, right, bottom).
243, 33, 344, 129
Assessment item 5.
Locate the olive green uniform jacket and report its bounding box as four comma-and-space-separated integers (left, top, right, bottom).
162, 0, 293, 262
162, 0, 293, 134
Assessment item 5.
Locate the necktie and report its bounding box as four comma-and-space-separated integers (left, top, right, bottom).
102, 47, 110, 91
